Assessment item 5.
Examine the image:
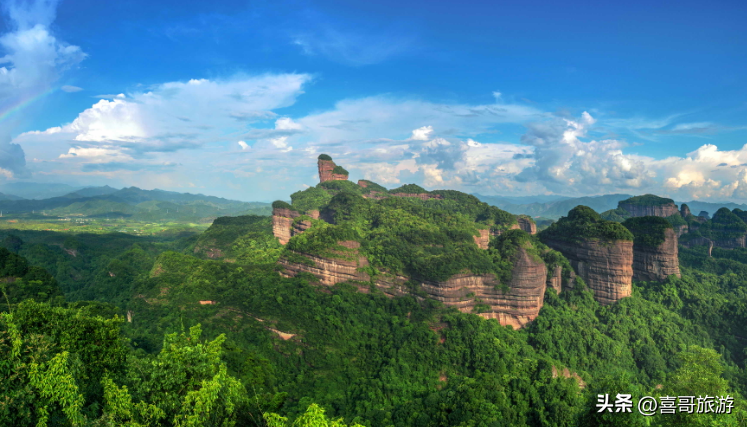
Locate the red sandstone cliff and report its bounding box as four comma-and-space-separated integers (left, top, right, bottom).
543, 238, 633, 305
619, 202, 679, 218
278, 245, 547, 329
632, 228, 681, 282
318, 159, 336, 183
518, 217, 537, 235
318, 158, 348, 183
272, 207, 301, 245
547, 265, 563, 294
473, 229, 490, 249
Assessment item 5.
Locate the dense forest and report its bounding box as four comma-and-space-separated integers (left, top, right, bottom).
2, 181, 747, 426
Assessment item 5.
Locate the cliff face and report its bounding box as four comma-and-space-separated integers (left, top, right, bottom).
547, 265, 563, 294
318, 159, 348, 183
518, 217, 537, 235
543, 238, 633, 305
619, 202, 679, 218
278, 246, 547, 329
278, 241, 371, 285
272, 207, 301, 245
632, 228, 681, 282
714, 234, 746, 249
473, 229, 490, 250
683, 236, 713, 256
680, 205, 691, 217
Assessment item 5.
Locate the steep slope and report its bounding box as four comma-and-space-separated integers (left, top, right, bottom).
618, 194, 679, 217
540, 206, 634, 305
273, 174, 552, 328
623, 216, 680, 282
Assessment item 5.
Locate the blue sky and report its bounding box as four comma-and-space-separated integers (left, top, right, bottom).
0, 0, 746, 202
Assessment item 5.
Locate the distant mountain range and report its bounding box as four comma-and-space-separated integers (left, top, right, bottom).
474, 193, 747, 219
0, 185, 271, 221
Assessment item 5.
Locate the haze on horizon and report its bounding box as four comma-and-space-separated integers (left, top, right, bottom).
0, 0, 745, 203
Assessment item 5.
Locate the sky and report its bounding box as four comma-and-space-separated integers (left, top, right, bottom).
0, 0, 746, 202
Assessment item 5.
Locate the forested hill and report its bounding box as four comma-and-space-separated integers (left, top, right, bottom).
1, 158, 747, 426
0, 185, 270, 221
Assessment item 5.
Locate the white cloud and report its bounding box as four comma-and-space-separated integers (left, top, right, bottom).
0, 0, 85, 179
61, 85, 82, 92
409, 125, 433, 141
238, 140, 249, 150
16, 73, 312, 169
514, 111, 655, 193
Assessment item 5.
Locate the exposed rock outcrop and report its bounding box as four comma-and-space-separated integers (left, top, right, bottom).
518, 217, 537, 235
698, 211, 711, 220
272, 207, 301, 245
543, 238, 633, 305
623, 217, 681, 282
680, 204, 691, 217
547, 265, 563, 294
682, 236, 714, 256
619, 201, 679, 218
632, 228, 681, 281
473, 229, 490, 250
279, 246, 548, 329
713, 235, 746, 249
318, 156, 348, 183
278, 243, 371, 285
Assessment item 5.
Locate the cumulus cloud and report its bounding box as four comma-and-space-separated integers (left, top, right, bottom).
515, 112, 655, 193
0, 1, 85, 98
16, 73, 312, 171
0, 0, 86, 179
409, 125, 433, 141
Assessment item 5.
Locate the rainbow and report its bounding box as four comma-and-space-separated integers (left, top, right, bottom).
0, 86, 60, 123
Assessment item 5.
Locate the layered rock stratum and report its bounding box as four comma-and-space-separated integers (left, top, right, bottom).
543, 238, 633, 305
279, 244, 548, 329
618, 194, 679, 218
272, 207, 301, 245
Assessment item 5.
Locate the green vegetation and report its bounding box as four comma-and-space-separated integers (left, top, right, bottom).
389, 183, 428, 194
687, 207, 747, 241
4, 190, 747, 426
332, 165, 349, 176
318, 180, 362, 193
540, 206, 633, 244
272, 200, 294, 210
318, 154, 333, 161
619, 194, 675, 207
665, 212, 686, 227
193, 215, 282, 264
599, 207, 632, 222
622, 216, 672, 248
357, 180, 388, 194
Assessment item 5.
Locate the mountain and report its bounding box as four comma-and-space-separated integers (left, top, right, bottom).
0, 186, 271, 220
64, 185, 119, 198
475, 193, 633, 219
0, 192, 24, 201
674, 200, 747, 218
0, 182, 84, 199
3, 159, 746, 425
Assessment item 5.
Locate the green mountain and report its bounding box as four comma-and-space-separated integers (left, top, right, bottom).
0, 186, 271, 221
2, 162, 747, 427
475, 193, 633, 219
